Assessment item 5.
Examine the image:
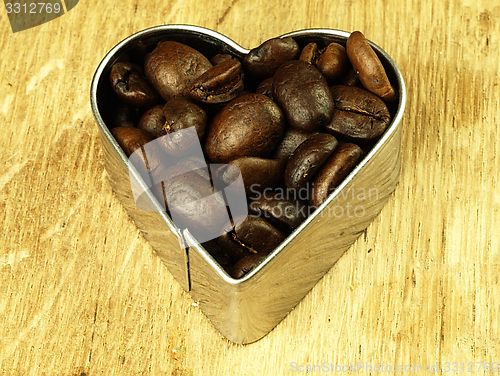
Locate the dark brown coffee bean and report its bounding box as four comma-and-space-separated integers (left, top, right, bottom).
161, 166, 228, 237
229, 253, 269, 279
229, 216, 287, 254
144, 41, 213, 101
273, 60, 334, 132
217, 229, 254, 263
249, 192, 308, 231
346, 31, 397, 102
156, 98, 207, 157
111, 126, 154, 157
210, 53, 236, 66
201, 239, 232, 270
242, 37, 300, 79
205, 93, 285, 163
325, 85, 391, 142
215, 157, 282, 196
137, 104, 166, 137
110, 101, 139, 128
111, 126, 164, 173
284, 133, 338, 190
299, 42, 318, 64
339, 68, 360, 86
271, 128, 318, 166
310, 143, 363, 207
316, 42, 350, 84
255, 77, 274, 99
109, 62, 161, 108
189, 59, 244, 104
176, 156, 210, 181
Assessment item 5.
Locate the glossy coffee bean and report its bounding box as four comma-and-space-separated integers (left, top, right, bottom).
229, 253, 269, 279
242, 37, 300, 79
346, 31, 397, 102
205, 93, 285, 163
210, 53, 235, 66
189, 59, 244, 104
273, 60, 334, 132
176, 156, 210, 181
316, 42, 350, 83
110, 101, 139, 128
215, 157, 282, 195
299, 42, 318, 64
271, 128, 318, 166
255, 77, 274, 99
111, 127, 162, 172
249, 192, 308, 231
111, 126, 154, 157
339, 68, 360, 86
310, 143, 363, 207
229, 216, 287, 255
284, 133, 338, 190
109, 62, 161, 108
201, 239, 232, 270
325, 85, 391, 142
137, 104, 166, 137
144, 41, 213, 101
217, 228, 255, 263
161, 166, 228, 236
156, 98, 207, 157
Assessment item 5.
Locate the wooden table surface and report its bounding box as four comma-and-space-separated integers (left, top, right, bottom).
1, 0, 499, 375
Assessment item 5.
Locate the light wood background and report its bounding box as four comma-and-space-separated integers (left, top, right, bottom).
1, 0, 499, 375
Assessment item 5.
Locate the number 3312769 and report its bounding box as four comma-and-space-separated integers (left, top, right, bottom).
5, 3, 62, 14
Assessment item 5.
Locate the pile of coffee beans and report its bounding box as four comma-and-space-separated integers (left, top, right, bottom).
107, 30, 397, 279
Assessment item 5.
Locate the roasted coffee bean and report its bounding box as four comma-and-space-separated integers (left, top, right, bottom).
215, 157, 282, 196
137, 104, 166, 137
249, 192, 308, 231
111, 126, 163, 173
189, 59, 244, 104
157, 98, 207, 157
229, 253, 269, 279
205, 93, 285, 163
109, 62, 161, 109
325, 85, 391, 142
211, 53, 236, 66
316, 42, 350, 84
271, 128, 318, 166
111, 126, 154, 157
161, 166, 228, 237
242, 37, 300, 79
110, 101, 139, 128
201, 239, 232, 270
227, 216, 287, 254
299, 42, 319, 64
346, 31, 397, 102
339, 68, 360, 86
273, 60, 334, 132
176, 156, 211, 181
218, 229, 255, 263
284, 133, 339, 190
310, 143, 363, 207
144, 41, 213, 101
255, 77, 274, 99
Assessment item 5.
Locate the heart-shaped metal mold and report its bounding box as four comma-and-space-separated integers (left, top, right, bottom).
90, 25, 406, 344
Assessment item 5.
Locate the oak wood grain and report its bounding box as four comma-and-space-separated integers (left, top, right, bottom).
0, 0, 499, 374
